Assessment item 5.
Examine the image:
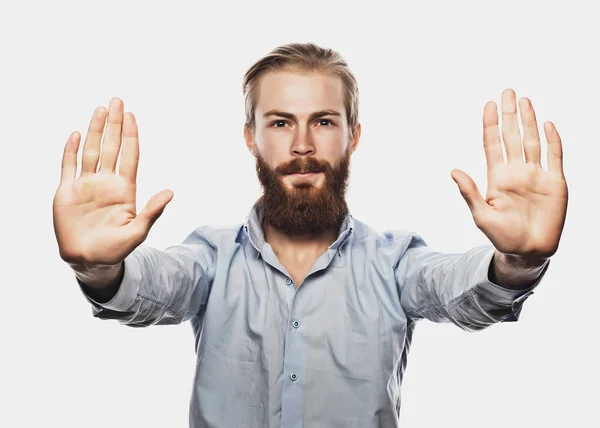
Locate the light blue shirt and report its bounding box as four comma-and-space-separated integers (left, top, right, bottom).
79, 200, 543, 427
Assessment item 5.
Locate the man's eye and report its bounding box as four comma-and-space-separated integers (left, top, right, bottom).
272, 120, 288, 128
317, 119, 333, 126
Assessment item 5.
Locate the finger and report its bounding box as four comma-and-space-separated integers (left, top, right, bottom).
60, 131, 81, 185
450, 169, 488, 219
130, 189, 174, 239
482, 101, 504, 170
81, 106, 108, 175
501, 88, 523, 163
519, 97, 541, 165
119, 112, 140, 184
99, 97, 124, 173
544, 121, 564, 176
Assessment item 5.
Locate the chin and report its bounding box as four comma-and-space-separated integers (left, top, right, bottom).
284, 175, 325, 188
287, 183, 325, 194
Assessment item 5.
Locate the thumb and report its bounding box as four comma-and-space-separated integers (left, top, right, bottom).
450, 169, 487, 218
132, 189, 174, 237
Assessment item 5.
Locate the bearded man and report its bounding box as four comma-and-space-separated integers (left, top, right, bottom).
53, 42, 568, 428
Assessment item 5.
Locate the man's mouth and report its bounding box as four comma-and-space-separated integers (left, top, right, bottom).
286, 169, 323, 175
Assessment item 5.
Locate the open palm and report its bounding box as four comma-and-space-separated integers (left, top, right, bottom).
451, 89, 568, 259
53, 98, 173, 266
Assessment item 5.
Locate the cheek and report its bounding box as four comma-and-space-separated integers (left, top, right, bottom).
313, 130, 349, 158
253, 135, 283, 166
258, 130, 294, 155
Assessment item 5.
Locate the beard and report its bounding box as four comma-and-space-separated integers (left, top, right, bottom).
254, 148, 351, 236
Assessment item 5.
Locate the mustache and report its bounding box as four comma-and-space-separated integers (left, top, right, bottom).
274, 157, 329, 175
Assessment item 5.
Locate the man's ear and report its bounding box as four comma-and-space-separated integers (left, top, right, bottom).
244, 126, 256, 155
350, 123, 362, 154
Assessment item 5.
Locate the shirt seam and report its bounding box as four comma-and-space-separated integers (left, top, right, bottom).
137, 291, 186, 321
137, 291, 168, 306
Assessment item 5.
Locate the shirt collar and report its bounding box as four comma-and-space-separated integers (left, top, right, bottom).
242, 198, 354, 254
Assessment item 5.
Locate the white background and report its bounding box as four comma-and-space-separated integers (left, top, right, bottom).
1, 0, 598, 427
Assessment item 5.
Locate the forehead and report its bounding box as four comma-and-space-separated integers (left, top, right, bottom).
255, 68, 345, 115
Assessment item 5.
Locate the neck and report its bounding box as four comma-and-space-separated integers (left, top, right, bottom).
263, 221, 338, 263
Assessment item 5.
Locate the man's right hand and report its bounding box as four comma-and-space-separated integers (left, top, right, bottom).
53, 98, 174, 273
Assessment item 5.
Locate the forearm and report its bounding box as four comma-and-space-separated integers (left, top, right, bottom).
74, 243, 215, 327
398, 233, 545, 330
71, 261, 124, 303
489, 250, 549, 290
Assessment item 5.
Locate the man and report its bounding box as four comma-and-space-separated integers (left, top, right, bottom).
53, 43, 568, 427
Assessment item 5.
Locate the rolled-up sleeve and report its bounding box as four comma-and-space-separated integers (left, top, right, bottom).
77, 228, 217, 327
394, 233, 547, 331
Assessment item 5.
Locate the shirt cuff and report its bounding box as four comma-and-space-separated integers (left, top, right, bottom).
473, 246, 550, 321
77, 251, 143, 312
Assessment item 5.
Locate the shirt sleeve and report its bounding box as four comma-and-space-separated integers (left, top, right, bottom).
76, 227, 217, 327
394, 232, 548, 331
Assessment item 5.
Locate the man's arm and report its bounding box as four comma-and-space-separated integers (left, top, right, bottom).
395, 233, 546, 331
398, 88, 567, 330
75, 228, 217, 327
53, 98, 212, 326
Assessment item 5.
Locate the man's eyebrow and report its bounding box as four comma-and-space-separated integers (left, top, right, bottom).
263, 110, 296, 119
308, 110, 342, 121
262, 109, 342, 121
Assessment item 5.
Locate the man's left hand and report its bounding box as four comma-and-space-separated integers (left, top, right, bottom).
451, 88, 568, 261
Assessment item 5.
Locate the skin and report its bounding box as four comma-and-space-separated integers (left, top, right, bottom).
53, 70, 567, 295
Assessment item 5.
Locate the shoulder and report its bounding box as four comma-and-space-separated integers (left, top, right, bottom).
352, 218, 425, 246
350, 217, 428, 258
180, 223, 245, 249
161, 223, 243, 269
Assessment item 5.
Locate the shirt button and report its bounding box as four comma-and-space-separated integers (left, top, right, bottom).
292, 320, 300, 329
285, 277, 293, 285
290, 372, 298, 381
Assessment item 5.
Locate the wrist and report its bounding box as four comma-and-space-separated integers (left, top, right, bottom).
491, 251, 549, 289
497, 252, 549, 270
70, 261, 124, 289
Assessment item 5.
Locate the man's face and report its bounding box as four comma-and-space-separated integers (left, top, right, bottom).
244, 68, 360, 235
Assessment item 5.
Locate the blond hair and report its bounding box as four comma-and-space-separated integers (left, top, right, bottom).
242, 42, 359, 138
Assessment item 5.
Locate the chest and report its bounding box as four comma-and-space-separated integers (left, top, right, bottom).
199, 252, 409, 374
193, 259, 410, 426
279, 257, 316, 287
